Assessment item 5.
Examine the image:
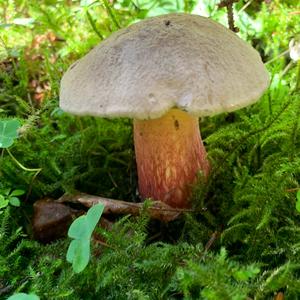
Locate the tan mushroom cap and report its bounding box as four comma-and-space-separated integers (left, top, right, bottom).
60, 13, 269, 120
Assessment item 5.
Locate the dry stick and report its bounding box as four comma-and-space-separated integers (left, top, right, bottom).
93, 237, 116, 250
0, 276, 32, 297
238, 0, 254, 15
289, 11, 300, 15
197, 231, 220, 263
58, 193, 194, 222
286, 187, 300, 192
265, 49, 289, 66
0, 285, 13, 297
218, 0, 239, 32
204, 231, 219, 252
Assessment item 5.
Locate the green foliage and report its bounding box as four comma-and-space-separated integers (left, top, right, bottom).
0, 0, 300, 299
67, 203, 104, 273
0, 119, 20, 148
0, 188, 25, 211
0, 207, 39, 298
7, 293, 39, 300
175, 248, 260, 300
0, 100, 135, 200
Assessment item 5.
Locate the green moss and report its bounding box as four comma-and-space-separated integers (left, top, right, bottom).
1, 0, 300, 299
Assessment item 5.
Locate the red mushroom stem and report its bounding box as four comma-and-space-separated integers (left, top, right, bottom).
134, 108, 210, 208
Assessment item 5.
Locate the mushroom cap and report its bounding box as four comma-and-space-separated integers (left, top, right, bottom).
60, 13, 269, 119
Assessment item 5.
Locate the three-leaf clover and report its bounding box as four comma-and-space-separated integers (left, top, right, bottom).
67, 203, 104, 273
0, 119, 21, 148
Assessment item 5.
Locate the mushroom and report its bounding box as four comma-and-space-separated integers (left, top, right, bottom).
60, 13, 269, 208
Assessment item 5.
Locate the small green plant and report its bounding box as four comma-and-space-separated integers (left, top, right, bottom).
67, 203, 105, 273
0, 119, 42, 188
0, 188, 25, 212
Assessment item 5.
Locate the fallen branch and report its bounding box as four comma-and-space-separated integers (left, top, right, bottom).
58, 193, 194, 222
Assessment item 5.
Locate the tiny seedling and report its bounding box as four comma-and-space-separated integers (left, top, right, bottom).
67, 203, 105, 273
0, 188, 25, 212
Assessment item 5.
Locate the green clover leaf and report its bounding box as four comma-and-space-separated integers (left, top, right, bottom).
0, 119, 21, 148
7, 293, 39, 300
67, 203, 104, 273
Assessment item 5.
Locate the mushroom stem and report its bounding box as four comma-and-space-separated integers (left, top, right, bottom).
134, 108, 210, 208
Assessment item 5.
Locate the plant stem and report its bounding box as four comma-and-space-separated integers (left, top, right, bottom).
6, 148, 41, 173
6, 148, 42, 200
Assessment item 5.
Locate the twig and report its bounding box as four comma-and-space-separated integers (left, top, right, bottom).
204, 231, 219, 252
108, 171, 118, 188
93, 238, 116, 250
286, 187, 300, 192
0, 285, 13, 297
0, 276, 32, 297
197, 231, 220, 262
238, 0, 253, 15
265, 49, 289, 65
218, 0, 239, 32
146, 232, 162, 243
281, 61, 293, 78
58, 193, 194, 222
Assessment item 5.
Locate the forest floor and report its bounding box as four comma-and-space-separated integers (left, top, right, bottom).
0, 1, 300, 299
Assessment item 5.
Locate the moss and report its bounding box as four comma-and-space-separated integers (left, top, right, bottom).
1, 0, 300, 299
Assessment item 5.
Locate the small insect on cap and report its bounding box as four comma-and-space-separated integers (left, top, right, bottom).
59, 13, 269, 119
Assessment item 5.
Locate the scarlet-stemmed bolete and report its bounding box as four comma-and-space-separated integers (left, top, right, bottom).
60, 13, 269, 208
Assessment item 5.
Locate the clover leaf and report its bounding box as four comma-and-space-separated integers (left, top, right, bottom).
0, 119, 21, 148
7, 293, 39, 300
67, 203, 104, 273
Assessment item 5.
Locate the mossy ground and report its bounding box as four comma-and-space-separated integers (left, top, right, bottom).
0, 1, 300, 299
